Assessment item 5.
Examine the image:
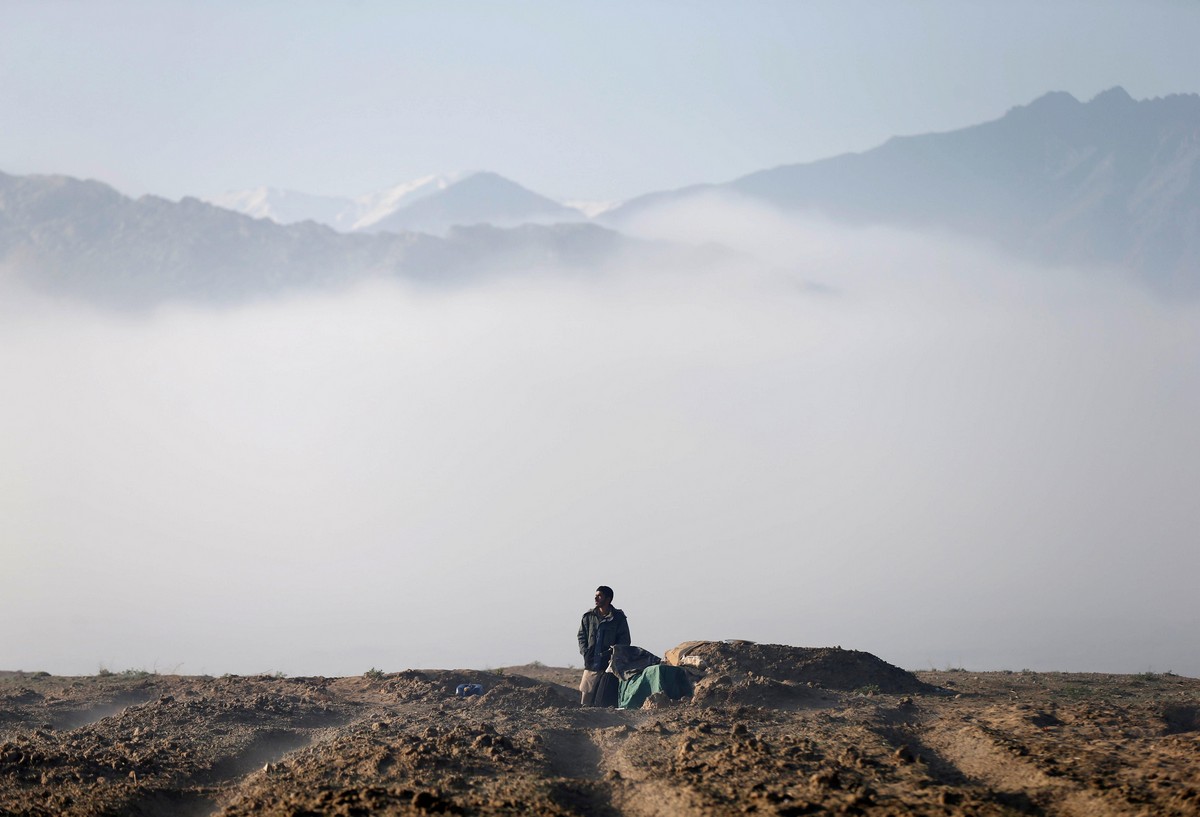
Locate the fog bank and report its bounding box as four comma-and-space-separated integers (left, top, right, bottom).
3, 204, 1197, 677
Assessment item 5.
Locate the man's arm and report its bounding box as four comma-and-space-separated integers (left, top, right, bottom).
577, 615, 589, 656
617, 615, 631, 647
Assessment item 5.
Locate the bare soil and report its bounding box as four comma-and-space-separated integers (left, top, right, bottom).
1, 647, 1197, 816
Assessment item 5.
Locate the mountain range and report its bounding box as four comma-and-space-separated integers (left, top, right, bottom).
208, 171, 584, 236
605, 87, 1200, 294
3, 87, 1197, 303
0, 172, 632, 307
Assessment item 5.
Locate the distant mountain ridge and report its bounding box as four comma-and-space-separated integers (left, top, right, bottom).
209, 171, 584, 236
0, 171, 628, 306
606, 87, 1200, 294
5, 88, 1198, 303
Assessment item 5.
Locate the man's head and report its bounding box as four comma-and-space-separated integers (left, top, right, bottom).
594, 586, 614, 608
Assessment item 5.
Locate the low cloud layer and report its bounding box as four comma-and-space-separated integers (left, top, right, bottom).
3, 199, 1197, 677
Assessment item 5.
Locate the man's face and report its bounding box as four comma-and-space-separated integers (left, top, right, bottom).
594, 589, 612, 608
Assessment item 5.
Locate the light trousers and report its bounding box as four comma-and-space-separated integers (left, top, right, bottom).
579, 669, 603, 705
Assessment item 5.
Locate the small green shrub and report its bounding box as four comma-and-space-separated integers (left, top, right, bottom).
97, 666, 153, 679
1136, 670, 1178, 682
364, 668, 386, 681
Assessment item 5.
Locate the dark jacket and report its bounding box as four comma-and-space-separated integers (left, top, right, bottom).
577, 607, 631, 672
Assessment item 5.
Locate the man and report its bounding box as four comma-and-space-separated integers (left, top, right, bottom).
576, 585, 631, 706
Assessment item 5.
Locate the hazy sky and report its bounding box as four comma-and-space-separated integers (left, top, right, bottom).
2, 3, 1198, 679
3, 0, 1199, 202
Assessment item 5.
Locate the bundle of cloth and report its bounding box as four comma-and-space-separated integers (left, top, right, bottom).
607, 645, 692, 709
607, 645, 661, 679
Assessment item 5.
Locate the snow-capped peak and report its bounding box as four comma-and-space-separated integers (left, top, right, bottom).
206, 186, 357, 228
350, 171, 474, 231
205, 170, 585, 235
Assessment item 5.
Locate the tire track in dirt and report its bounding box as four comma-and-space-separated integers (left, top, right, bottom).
204, 729, 312, 782
0, 691, 155, 737
123, 717, 351, 817
543, 727, 605, 780
593, 720, 709, 817
922, 716, 1139, 817
51, 693, 155, 731
541, 725, 620, 816
541, 717, 705, 817
202, 720, 357, 817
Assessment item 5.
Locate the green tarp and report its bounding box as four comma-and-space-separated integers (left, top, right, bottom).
617, 664, 692, 710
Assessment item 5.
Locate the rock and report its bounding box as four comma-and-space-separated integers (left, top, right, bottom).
642, 692, 671, 710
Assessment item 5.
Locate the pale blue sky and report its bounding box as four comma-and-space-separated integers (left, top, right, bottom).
4, 2, 1200, 679
3, 1, 1197, 202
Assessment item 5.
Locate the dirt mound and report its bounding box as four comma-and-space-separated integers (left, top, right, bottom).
372, 670, 575, 710
691, 673, 832, 710
477, 682, 575, 711
668, 641, 933, 694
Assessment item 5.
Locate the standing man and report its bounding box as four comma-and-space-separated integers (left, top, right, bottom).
577, 585, 631, 706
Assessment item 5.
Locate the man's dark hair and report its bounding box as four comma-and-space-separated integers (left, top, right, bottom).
596, 585, 614, 600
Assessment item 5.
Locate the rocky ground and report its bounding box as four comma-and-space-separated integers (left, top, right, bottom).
1, 645, 1197, 816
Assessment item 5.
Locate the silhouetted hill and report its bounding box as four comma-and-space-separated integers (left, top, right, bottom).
0, 172, 626, 307
608, 88, 1200, 294
363, 172, 583, 235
